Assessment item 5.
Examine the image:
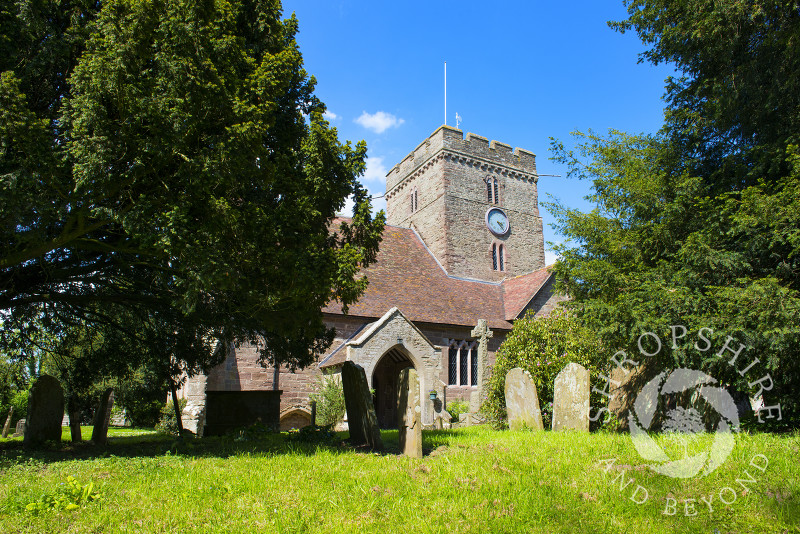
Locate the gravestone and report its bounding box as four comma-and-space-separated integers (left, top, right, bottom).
505, 368, 543, 431
2, 406, 13, 438
552, 363, 590, 432
467, 319, 494, 425
341, 361, 383, 451
13, 419, 26, 437
24, 374, 64, 447
91, 388, 115, 445
397, 367, 422, 458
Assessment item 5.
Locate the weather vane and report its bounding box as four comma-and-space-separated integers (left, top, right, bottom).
455, 113, 462, 129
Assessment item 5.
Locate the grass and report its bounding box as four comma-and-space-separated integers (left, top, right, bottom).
0, 426, 797, 533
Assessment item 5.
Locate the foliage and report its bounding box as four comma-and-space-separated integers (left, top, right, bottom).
484, 309, 603, 429
25, 476, 101, 514
155, 398, 186, 436
3, 389, 28, 427
309, 375, 346, 427
445, 400, 469, 423
546, 1, 800, 429
110, 366, 167, 428
232, 421, 277, 442
285, 424, 340, 445
0, 0, 385, 391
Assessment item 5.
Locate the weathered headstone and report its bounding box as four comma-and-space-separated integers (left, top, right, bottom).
2, 406, 13, 438
24, 374, 64, 447
180, 374, 207, 437
341, 361, 383, 451
397, 367, 422, 457
505, 368, 543, 431
13, 418, 26, 437
467, 319, 494, 424
435, 409, 452, 430
552, 363, 590, 432
91, 388, 115, 445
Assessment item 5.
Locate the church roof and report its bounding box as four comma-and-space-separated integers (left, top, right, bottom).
501, 268, 554, 320
322, 221, 553, 332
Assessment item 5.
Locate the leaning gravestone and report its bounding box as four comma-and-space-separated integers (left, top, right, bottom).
397, 367, 422, 458
13, 418, 26, 437
2, 406, 13, 438
24, 374, 64, 447
91, 388, 115, 445
341, 361, 383, 451
552, 363, 590, 432
505, 368, 543, 431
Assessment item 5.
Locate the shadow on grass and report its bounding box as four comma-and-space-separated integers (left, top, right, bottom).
0, 426, 482, 466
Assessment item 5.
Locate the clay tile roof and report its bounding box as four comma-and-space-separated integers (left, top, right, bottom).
323, 220, 554, 331
501, 266, 554, 320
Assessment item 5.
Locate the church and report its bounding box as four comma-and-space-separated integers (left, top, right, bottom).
178, 125, 564, 434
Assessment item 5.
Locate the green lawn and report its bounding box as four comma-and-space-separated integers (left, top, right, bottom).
0, 427, 797, 533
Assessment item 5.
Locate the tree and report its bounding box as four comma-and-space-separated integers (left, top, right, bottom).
484, 310, 603, 429
1, 0, 384, 382
548, 1, 800, 428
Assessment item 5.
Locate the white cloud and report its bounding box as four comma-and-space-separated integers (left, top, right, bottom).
337, 155, 389, 217
323, 111, 339, 121
362, 156, 388, 185
354, 111, 405, 134
544, 250, 561, 266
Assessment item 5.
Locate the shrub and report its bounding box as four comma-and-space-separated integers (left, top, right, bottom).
155, 398, 187, 435
484, 309, 604, 429
309, 375, 345, 427
8, 389, 28, 426
445, 400, 469, 423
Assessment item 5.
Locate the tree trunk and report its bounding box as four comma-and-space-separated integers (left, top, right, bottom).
68, 397, 82, 442
169, 378, 184, 435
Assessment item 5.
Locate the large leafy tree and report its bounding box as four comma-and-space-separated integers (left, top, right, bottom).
549, 1, 800, 427
1, 0, 383, 379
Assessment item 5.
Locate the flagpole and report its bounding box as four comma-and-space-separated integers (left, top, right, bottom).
444, 61, 447, 126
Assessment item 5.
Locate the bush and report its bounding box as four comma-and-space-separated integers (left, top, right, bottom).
155, 398, 187, 435
445, 400, 469, 423
309, 375, 345, 427
484, 309, 604, 429
7, 389, 29, 426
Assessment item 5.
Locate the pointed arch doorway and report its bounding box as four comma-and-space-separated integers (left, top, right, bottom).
371, 346, 415, 429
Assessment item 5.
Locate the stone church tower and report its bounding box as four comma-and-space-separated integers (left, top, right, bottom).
385, 125, 545, 282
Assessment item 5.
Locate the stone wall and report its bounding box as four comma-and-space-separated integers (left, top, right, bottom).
386, 126, 544, 282
204, 391, 281, 436
518, 277, 568, 318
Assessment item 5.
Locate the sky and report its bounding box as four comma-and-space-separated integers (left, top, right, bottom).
283, 0, 675, 264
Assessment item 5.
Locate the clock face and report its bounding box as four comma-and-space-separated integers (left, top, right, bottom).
486, 208, 510, 236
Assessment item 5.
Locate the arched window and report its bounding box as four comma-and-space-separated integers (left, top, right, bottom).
459, 342, 469, 385
486, 177, 499, 204
410, 187, 418, 213
492, 243, 505, 272
470, 342, 478, 386
448, 340, 458, 385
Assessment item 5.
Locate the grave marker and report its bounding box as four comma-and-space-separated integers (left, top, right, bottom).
552, 363, 590, 432
505, 368, 543, 430
341, 361, 383, 451
397, 367, 422, 457
24, 375, 64, 447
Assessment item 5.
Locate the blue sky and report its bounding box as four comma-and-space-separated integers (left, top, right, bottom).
284, 1, 674, 264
